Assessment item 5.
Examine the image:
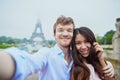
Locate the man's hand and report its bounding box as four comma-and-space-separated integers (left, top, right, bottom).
103, 61, 114, 78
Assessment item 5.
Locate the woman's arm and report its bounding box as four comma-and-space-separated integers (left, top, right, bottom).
93, 42, 115, 80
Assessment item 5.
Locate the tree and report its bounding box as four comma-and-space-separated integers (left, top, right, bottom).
7, 39, 15, 44
96, 35, 104, 44
104, 30, 115, 44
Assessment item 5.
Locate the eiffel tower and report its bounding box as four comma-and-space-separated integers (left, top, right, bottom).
30, 20, 46, 45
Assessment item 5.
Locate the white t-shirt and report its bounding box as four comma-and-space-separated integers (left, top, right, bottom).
84, 62, 101, 80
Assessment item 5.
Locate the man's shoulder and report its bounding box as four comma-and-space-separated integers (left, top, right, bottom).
38, 47, 50, 53
37, 44, 60, 55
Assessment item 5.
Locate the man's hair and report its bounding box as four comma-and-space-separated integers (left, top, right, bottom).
53, 15, 75, 34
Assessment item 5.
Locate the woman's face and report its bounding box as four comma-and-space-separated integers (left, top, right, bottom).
75, 33, 91, 58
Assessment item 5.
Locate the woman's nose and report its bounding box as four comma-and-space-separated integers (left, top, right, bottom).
81, 43, 86, 49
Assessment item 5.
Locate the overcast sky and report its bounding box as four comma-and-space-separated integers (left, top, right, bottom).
0, 0, 120, 40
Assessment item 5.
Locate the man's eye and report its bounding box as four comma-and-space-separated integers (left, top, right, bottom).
67, 29, 73, 32
68, 30, 73, 32
58, 29, 63, 32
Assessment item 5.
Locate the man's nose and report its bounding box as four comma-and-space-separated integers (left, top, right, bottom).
63, 31, 69, 36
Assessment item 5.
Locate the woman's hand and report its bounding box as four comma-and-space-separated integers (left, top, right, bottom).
93, 42, 115, 78
93, 42, 104, 59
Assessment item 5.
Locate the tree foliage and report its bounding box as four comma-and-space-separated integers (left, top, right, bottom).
96, 30, 115, 44
104, 30, 115, 44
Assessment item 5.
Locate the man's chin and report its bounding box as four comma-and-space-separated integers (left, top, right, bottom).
62, 44, 70, 47
62, 39, 71, 42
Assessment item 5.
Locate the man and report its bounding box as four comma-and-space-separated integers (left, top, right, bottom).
0, 16, 114, 80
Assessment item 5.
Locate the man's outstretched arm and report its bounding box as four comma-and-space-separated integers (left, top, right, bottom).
0, 51, 15, 80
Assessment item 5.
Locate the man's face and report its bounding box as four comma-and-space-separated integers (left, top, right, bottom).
54, 24, 74, 48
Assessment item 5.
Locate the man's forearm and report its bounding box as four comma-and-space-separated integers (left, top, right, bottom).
0, 51, 15, 79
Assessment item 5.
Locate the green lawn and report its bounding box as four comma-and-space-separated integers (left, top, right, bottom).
0, 45, 13, 49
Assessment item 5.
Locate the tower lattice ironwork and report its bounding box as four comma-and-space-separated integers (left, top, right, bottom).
30, 20, 46, 45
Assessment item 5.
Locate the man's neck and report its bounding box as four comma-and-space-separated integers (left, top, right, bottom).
59, 46, 71, 65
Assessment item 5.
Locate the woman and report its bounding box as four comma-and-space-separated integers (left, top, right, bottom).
70, 27, 115, 80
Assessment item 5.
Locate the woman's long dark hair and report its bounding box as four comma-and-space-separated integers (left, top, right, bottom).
70, 27, 104, 80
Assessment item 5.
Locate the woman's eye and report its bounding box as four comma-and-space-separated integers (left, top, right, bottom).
75, 42, 80, 45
